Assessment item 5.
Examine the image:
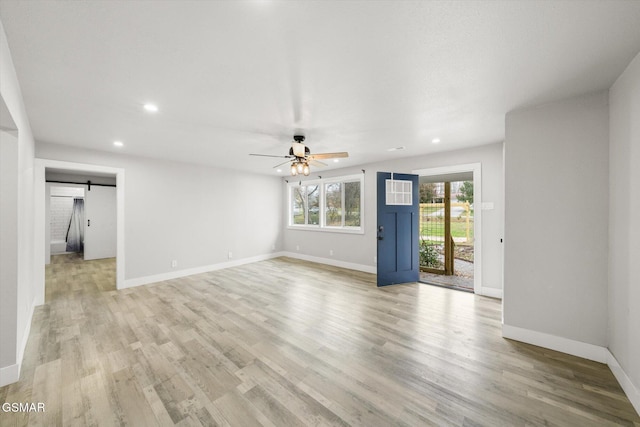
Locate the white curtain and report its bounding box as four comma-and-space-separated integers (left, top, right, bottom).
66, 197, 84, 252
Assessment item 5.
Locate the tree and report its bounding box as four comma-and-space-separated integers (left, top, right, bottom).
325, 183, 341, 225
457, 181, 473, 204
344, 181, 360, 226
294, 185, 319, 224
419, 183, 436, 203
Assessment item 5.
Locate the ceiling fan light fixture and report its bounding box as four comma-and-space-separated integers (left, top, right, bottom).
251, 134, 347, 175
292, 142, 306, 157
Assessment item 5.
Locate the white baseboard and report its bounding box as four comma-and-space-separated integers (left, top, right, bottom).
0, 364, 20, 388
281, 252, 377, 274
122, 251, 375, 290
122, 252, 287, 289
608, 351, 640, 415
502, 324, 640, 415
478, 286, 502, 299
502, 324, 608, 363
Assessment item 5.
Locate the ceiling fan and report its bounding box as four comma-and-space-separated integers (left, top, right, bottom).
250, 135, 348, 176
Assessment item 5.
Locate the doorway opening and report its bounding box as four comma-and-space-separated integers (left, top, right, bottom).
419, 178, 474, 291
35, 160, 124, 306
45, 170, 118, 301
413, 164, 481, 294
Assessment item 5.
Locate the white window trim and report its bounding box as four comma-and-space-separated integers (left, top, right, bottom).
287, 173, 364, 234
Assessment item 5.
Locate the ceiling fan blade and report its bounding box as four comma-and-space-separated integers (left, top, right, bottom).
272, 160, 292, 169
309, 159, 327, 168
308, 152, 349, 160
249, 154, 292, 158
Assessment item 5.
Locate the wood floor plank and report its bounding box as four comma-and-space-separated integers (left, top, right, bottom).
30, 359, 62, 427
111, 367, 159, 427
1, 253, 638, 426
79, 371, 116, 427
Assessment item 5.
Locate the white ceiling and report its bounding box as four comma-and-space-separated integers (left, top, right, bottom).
1, 1, 639, 175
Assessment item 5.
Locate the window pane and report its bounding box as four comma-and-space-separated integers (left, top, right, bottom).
325, 183, 342, 226
307, 185, 320, 225
292, 187, 305, 225
345, 181, 361, 226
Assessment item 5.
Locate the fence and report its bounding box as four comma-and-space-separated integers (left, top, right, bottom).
419, 202, 473, 245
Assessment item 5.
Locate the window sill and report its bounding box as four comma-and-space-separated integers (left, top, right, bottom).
286, 225, 365, 235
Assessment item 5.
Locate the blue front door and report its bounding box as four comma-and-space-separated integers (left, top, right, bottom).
376, 172, 419, 286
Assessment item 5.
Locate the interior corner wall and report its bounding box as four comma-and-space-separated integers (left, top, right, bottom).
282, 142, 504, 293
504, 91, 609, 347
0, 19, 36, 384
609, 52, 640, 395
35, 142, 284, 283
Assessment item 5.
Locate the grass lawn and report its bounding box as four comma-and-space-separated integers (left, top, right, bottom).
420, 218, 474, 240
293, 213, 320, 225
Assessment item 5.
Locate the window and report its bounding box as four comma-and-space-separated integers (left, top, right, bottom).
385, 178, 412, 205
291, 184, 320, 226
325, 182, 342, 226
344, 181, 361, 226
288, 174, 363, 232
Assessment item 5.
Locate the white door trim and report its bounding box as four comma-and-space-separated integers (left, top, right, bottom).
412, 163, 482, 295
34, 159, 125, 304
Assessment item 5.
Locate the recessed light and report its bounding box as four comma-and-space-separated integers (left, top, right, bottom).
333, 159, 339, 163
143, 103, 158, 113
276, 169, 282, 173
113, 141, 123, 147
432, 138, 441, 144
387, 146, 405, 152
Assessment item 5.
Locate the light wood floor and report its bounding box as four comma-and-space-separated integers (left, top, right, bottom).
1, 254, 638, 426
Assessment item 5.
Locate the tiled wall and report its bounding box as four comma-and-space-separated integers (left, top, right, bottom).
50, 186, 84, 242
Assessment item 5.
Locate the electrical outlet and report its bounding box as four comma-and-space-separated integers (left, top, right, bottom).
374, 256, 377, 264
329, 250, 334, 256
228, 251, 233, 259
271, 244, 276, 250
171, 260, 177, 268
296, 245, 300, 251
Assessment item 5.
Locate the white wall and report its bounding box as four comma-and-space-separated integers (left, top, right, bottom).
0, 130, 18, 372
283, 142, 504, 293
0, 20, 36, 386
609, 52, 640, 399
504, 91, 609, 347
35, 142, 284, 283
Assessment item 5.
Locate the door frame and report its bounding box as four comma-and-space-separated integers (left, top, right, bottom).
412, 163, 482, 294
34, 159, 125, 304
